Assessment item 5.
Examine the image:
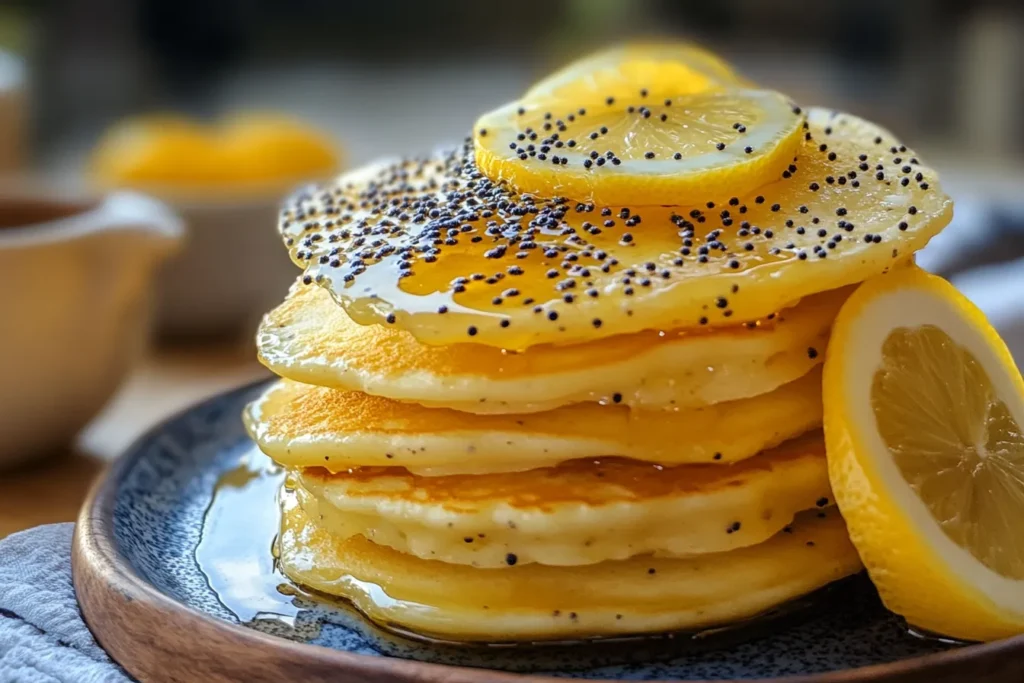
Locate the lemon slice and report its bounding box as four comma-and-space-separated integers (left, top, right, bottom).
824, 266, 1024, 641
522, 42, 752, 104
474, 89, 804, 206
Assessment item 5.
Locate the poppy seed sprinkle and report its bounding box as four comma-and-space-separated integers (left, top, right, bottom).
278, 106, 948, 348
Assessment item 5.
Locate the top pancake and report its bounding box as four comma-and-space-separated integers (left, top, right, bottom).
258, 278, 840, 413
278, 108, 951, 349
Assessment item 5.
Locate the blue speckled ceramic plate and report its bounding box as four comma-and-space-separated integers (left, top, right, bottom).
73, 381, 1024, 683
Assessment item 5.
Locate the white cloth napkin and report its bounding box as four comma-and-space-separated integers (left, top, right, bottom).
0, 524, 129, 683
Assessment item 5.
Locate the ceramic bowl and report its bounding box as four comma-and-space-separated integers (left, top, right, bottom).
0, 186, 182, 468
153, 191, 298, 340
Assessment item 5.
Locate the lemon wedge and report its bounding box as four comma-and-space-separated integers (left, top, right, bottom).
824, 266, 1024, 641
523, 42, 751, 104
474, 89, 804, 206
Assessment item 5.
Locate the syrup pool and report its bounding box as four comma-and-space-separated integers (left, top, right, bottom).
194, 450, 296, 627
190, 447, 960, 673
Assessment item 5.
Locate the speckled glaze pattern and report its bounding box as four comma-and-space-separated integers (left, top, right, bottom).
111, 381, 957, 680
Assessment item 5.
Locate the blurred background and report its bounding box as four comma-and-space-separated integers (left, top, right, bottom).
5, 0, 1022, 183
0, 0, 1023, 530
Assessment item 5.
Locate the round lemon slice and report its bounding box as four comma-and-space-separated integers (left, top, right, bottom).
522, 42, 751, 104
824, 266, 1024, 641
474, 89, 804, 206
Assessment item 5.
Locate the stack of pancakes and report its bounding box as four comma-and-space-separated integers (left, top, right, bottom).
248, 274, 861, 641
246, 65, 951, 641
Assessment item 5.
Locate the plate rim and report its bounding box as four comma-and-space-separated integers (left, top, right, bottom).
72, 380, 1024, 683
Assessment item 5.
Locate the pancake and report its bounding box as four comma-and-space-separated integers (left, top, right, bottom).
278, 492, 860, 641
293, 432, 831, 567
258, 280, 840, 414
245, 369, 822, 476
277, 109, 950, 350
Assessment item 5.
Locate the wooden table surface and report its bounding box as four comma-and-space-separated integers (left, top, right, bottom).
0, 342, 269, 538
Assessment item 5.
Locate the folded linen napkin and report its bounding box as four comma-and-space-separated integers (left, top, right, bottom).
0, 524, 130, 683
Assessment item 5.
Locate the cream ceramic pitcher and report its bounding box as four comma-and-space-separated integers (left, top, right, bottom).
0, 187, 182, 467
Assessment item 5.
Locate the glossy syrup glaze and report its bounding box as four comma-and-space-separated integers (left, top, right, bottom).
277, 111, 950, 349
195, 449, 389, 646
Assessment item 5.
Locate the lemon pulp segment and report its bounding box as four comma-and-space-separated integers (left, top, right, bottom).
873, 325, 1024, 580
